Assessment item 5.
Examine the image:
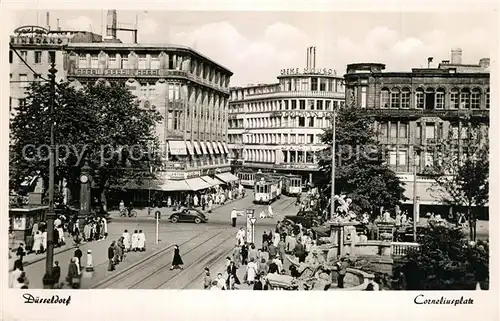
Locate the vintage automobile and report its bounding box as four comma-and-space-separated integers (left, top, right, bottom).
169, 208, 208, 224
284, 210, 322, 229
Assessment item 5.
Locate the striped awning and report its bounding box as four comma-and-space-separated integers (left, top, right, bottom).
212, 142, 220, 154
201, 176, 224, 186
206, 141, 214, 154
217, 142, 225, 154
199, 141, 208, 155
193, 141, 202, 155
185, 141, 195, 155
185, 177, 212, 191
222, 142, 229, 154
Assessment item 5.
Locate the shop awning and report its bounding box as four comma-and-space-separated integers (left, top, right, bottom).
124, 178, 191, 191
212, 142, 220, 154
215, 172, 239, 184
193, 141, 202, 155
402, 180, 451, 205
206, 141, 214, 154
185, 141, 195, 155
201, 176, 224, 186
199, 141, 208, 155
222, 142, 229, 154
217, 142, 225, 154
185, 177, 212, 191
168, 141, 187, 156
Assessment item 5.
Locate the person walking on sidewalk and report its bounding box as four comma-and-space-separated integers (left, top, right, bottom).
203, 267, 212, 289
108, 242, 116, 271
138, 230, 146, 252
52, 261, 61, 288
74, 247, 83, 270
67, 258, 80, 289
230, 207, 238, 227
170, 245, 184, 270
122, 230, 131, 252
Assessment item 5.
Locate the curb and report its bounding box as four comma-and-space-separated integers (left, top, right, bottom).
9, 241, 88, 272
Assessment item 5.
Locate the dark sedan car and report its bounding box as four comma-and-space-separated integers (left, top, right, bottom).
284, 210, 322, 229
169, 208, 208, 224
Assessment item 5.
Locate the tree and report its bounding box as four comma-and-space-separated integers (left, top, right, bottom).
9, 81, 162, 207
317, 106, 407, 216
401, 225, 489, 290
430, 118, 489, 241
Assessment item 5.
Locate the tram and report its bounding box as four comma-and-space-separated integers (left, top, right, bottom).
282, 174, 302, 196
237, 171, 273, 187
254, 177, 280, 204
238, 170, 257, 187
266, 173, 284, 197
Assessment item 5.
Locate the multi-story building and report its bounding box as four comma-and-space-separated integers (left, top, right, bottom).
344, 49, 490, 217
9, 11, 236, 196
228, 47, 345, 184
9, 20, 102, 117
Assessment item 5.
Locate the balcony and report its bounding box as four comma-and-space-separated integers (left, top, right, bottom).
68, 68, 229, 94
244, 90, 344, 100
366, 108, 489, 119
273, 163, 320, 171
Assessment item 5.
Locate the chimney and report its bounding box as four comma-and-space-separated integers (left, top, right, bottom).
479, 58, 490, 69
57, 18, 61, 31
312, 46, 316, 69
106, 10, 117, 39
451, 48, 462, 64
46, 12, 50, 30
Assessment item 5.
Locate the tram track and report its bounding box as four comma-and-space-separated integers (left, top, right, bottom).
91, 229, 219, 289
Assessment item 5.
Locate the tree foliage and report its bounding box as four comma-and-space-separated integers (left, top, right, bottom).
430, 118, 489, 240
10, 81, 162, 204
401, 225, 489, 290
317, 106, 407, 215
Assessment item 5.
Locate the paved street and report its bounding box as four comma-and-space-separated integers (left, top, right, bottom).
18, 190, 299, 289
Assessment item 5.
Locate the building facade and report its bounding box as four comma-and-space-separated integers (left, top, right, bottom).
344, 49, 489, 216
9, 24, 102, 117
9, 17, 236, 194
228, 47, 345, 184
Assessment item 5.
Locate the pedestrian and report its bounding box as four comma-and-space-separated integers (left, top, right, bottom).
74, 247, 83, 269
131, 230, 139, 251
101, 217, 108, 239
294, 239, 306, 263
67, 258, 80, 289
193, 194, 199, 207
232, 245, 241, 268
138, 230, 146, 252
13, 272, 30, 289
203, 267, 212, 289
258, 257, 268, 275
246, 257, 257, 285
122, 229, 131, 252
167, 196, 172, 208
117, 237, 125, 262
248, 243, 258, 263
207, 197, 213, 213
230, 207, 238, 227
52, 261, 61, 287
170, 244, 184, 270
85, 250, 94, 272
236, 227, 245, 245
337, 257, 349, 288
113, 240, 121, 264
278, 238, 286, 261
108, 242, 115, 271
241, 243, 249, 265
226, 261, 240, 289
272, 255, 283, 274
216, 273, 226, 290
253, 275, 263, 290
268, 242, 277, 259
10, 259, 24, 288
16, 243, 26, 263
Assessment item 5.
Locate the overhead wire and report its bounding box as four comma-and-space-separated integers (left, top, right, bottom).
9, 43, 50, 82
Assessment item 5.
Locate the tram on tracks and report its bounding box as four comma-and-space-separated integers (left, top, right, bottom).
253, 177, 280, 204
237, 170, 275, 187
282, 174, 302, 196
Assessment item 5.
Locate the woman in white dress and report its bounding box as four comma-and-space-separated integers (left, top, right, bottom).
131, 230, 139, 251
246, 257, 257, 285
33, 231, 42, 254
273, 232, 280, 247
122, 230, 131, 252
41, 230, 47, 253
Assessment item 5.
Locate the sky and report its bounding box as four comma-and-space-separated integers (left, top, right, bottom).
11, 10, 496, 86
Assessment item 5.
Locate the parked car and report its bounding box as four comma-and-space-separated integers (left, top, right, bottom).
284, 210, 322, 229
169, 208, 208, 224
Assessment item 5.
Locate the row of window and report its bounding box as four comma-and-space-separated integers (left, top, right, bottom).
243, 133, 320, 145
378, 121, 480, 140
379, 87, 490, 110
233, 99, 342, 113
9, 50, 56, 65
279, 77, 344, 93
244, 149, 317, 164
233, 116, 330, 129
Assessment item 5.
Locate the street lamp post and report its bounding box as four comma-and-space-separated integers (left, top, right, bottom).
412, 156, 418, 242
330, 110, 337, 221
42, 59, 57, 289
